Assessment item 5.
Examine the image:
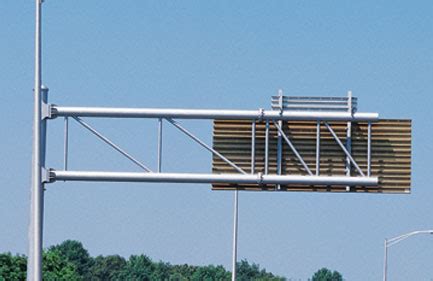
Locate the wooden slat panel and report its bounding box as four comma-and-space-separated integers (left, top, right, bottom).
212, 119, 411, 194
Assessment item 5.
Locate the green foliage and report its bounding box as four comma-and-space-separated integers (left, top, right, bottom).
48, 240, 93, 279
0, 240, 309, 280
0, 252, 27, 281
42, 249, 81, 280
311, 268, 343, 281
169, 264, 198, 279
90, 255, 126, 280
191, 265, 231, 281
116, 255, 153, 280
237, 259, 286, 281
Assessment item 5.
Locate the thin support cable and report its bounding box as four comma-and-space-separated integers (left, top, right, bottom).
273, 121, 313, 176
324, 122, 365, 177
72, 117, 152, 172
166, 118, 247, 175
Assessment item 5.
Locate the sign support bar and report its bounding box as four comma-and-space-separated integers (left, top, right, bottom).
52, 106, 379, 121
50, 170, 378, 186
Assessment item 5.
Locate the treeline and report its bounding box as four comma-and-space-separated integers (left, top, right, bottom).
0, 240, 343, 280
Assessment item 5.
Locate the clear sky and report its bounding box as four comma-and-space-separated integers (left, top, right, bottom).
1, 1, 433, 280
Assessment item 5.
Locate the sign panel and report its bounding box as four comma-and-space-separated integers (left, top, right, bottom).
212, 119, 411, 193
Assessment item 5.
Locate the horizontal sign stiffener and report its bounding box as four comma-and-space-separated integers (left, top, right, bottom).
212, 119, 411, 193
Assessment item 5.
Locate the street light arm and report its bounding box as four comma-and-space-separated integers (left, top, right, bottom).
384, 229, 433, 281
386, 230, 433, 247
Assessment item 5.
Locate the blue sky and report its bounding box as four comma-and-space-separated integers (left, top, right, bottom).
1, 1, 433, 280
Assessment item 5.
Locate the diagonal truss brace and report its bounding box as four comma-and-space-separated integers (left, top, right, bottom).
272, 121, 313, 176
166, 118, 247, 175
324, 122, 365, 177
73, 117, 153, 172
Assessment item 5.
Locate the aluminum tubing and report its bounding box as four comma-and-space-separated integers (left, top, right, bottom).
52, 106, 379, 121
52, 171, 378, 186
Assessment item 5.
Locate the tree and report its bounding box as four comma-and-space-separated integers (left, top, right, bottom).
170, 264, 197, 279
42, 249, 81, 280
0, 240, 288, 280
90, 255, 126, 280
0, 253, 27, 281
48, 240, 93, 279
237, 259, 286, 281
311, 268, 343, 281
191, 265, 230, 281
116, 255, 154, 280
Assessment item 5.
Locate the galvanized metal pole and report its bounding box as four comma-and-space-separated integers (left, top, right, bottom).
346, 91, 353, 191
63, 117, 69, 171
265, 120, 269, 174
157, 118, 163, 172
367, 121, 372, 177
276, 90, 283, 190
383, 239, 388, 281
53, 105, 379, 121
251, 121, 256, 173
52, 171, 379, 186
316, 121, 320, 176
28, 0, 44, 279
231, 189, 238, 281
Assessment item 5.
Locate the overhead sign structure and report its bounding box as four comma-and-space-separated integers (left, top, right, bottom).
45, 94, 408, 191
30, 92, 411, 281
29, 1, 411, 280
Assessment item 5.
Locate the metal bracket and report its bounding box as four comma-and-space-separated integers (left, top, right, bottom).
256, 172, 264, 185
258, 108, 265, 121
41, 103, 52, 119
41, 167, 51, 184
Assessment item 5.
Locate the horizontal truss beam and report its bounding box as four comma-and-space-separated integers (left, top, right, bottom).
52, 106, 379, 121
50, 170, 378, 186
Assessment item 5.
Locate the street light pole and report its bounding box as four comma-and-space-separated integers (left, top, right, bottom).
383, 229, 433, 281
383, 239, 388, 281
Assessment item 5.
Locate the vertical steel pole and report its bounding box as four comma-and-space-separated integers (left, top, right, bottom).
346, 91, 352, 191
316, 121, 320, 176
251, 121, 256, 173
28, 0, 44, 279
265, 120, 269, 175
231, 189, 239, 281
157, 118, 163, 173
383, 239, 388, 281
367, 121, 372, 177
232, 121, 257, 281
276, 90, 283, 189
63, 117, 69, 171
